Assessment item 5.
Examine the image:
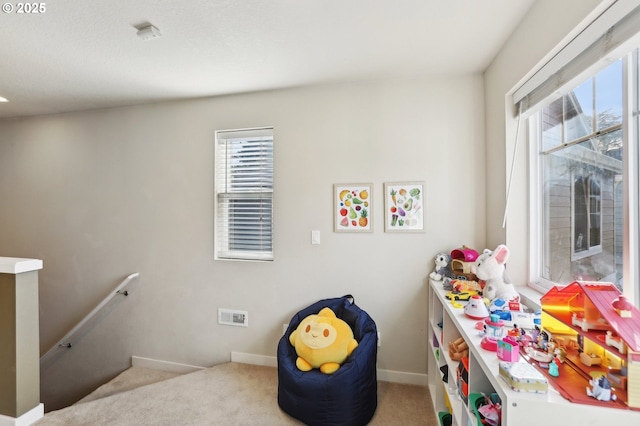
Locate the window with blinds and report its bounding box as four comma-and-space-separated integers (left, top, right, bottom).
506, 2, 640, 301
215, 128, 273, 261
527, 48, 633, 293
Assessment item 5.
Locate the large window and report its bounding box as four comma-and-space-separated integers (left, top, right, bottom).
215, 128, 273, 261
531, 56, 630, 290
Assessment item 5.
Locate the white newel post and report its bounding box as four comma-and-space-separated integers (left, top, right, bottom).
0, 257, 44, 426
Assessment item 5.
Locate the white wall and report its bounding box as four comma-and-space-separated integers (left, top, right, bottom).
0, 77, 486, 409
484, 0, 606, 284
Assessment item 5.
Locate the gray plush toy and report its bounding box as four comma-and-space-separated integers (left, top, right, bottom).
429, 252, 455, 281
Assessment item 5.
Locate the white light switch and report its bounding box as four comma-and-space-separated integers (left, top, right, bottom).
311, 230, 321, 245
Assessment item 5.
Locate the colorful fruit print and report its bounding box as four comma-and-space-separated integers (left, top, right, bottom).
336, 185, 371, 231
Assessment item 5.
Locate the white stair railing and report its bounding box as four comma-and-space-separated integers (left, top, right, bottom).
40, 272, 139, 365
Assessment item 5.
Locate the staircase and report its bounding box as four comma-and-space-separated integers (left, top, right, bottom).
72, 367, 181, 405
34, 362, 304, 426
36, 366, 184, 425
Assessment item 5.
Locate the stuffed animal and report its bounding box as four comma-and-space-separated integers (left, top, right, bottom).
429, 252, 455, 281
472, 244, 519, 302
289, 307, 358, 374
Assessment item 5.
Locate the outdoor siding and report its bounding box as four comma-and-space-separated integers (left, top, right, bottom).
545, 170, 617, 284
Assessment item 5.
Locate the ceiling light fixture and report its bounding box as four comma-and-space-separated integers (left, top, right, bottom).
137, 24, 162, 41
0, 96, 8, 102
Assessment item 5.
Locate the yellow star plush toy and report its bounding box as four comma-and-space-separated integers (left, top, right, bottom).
289, 307, 359, 374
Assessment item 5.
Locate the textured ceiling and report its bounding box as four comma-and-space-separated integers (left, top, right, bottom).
0, 0, 534, 119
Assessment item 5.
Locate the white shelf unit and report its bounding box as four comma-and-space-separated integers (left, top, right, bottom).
427, 279, 640, 426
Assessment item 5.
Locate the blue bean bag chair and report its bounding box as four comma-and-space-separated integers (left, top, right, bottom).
277, 295, 378, 426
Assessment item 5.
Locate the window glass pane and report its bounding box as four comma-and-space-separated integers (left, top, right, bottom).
595, 59, 623, 130
564, 80, 593, 142
538, 59, 624, 289
542, 150, 571, 283
541, 97, 563, 151
573, 175, 589, 253
543, 147, 618, 284
594, 129, 623, 160
589, 178, 601, 248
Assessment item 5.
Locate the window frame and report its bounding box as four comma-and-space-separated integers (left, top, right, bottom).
528, 51, 638, 296
214, 127, 274, 262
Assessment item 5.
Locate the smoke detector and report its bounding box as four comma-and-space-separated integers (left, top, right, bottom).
137, 24, 161, 41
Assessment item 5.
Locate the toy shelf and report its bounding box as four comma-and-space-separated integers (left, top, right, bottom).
427, 279, 640, 426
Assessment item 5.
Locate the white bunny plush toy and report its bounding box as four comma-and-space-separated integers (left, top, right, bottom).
472, 244, 519, 302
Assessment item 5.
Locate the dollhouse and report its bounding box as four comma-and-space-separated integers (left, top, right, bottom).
540, 281, 640, 409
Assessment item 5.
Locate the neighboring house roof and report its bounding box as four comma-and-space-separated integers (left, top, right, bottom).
541, 281, 640, 353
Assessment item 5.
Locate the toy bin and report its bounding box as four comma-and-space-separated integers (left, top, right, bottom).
438, 411, 453, 426
469, 392, 502, 426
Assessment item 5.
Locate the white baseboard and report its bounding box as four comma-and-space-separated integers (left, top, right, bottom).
131, 356, 205, 374
376, 369, 428, 386
230, 352, 428, 386
0, 403, 44, 426
131, 353, 427, 387
231, 351, 278, 367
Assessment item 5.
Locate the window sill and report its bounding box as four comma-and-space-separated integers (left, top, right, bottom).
516, 284, 543, 311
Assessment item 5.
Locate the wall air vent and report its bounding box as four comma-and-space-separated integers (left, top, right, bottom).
218, 308, 249, 327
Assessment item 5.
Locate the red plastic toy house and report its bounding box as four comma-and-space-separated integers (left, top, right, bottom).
540, 281, 640, 409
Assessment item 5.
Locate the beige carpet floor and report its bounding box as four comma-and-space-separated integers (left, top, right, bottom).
37, 362, 436, 425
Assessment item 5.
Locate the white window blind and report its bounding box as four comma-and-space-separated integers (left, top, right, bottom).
215, 128, 273, 261
513, 0, 640, 113
504, 0, 640, 227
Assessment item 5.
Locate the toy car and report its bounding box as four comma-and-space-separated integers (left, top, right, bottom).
446, 290, 479, 301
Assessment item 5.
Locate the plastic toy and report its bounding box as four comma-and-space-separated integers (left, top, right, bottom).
450, 259, 478, 281
451, 300, 464, 309
471, 244, 519, 302
470, 393, 501, 426
451, 279, 483, 293
571, 311, 609, 332
450, 246, 479, 281
481, 314, 505, 351
548, 357, 560, 377
579, 352, 602, 367
464, 294, 489, 319
587, 375, 616, 401
450, 245, 479, 262
457, 357, 470, 403
492, 304, 542, 330
499, 361, 548, 393
540, 281, 640, 409
548, 351, 563, 377
607, 366, 628, 390
445, 290, 479, 301
605, 331, 626, 354
525, 346, 553, 363
448, 337, 469, 361
497, 336, 519, 361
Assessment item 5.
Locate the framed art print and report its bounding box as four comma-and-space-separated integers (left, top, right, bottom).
334, 183, 372, 232
384, 182, 424, 232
